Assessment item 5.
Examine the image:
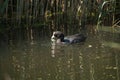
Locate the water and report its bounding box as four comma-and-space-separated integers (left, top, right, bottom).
0, 30, 120, 80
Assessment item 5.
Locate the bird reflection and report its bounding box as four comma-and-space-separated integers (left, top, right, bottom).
51, 42, 65, 58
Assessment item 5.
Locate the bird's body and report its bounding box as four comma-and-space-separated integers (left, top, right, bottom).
51, 31, 86, 44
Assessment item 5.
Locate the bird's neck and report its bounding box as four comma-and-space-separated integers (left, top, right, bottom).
57, 38, 65, 43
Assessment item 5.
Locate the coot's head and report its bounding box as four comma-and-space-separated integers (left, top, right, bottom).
51, 31, 64, 42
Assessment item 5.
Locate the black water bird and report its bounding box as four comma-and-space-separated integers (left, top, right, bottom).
51, 31, 86, 44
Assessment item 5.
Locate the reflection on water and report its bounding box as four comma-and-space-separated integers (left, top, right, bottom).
0, 31, 120, 80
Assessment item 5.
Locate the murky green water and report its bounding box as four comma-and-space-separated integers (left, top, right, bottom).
0, 30, 120, 80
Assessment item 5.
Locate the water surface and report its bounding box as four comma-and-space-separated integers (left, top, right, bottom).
0, 30, 120, 80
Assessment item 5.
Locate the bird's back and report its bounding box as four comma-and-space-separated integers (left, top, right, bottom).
64, 34, 86, 43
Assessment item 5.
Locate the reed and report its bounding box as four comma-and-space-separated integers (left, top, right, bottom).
97, 1, 110, 29
97, 0, 117, 30
0, 0, 119, 32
